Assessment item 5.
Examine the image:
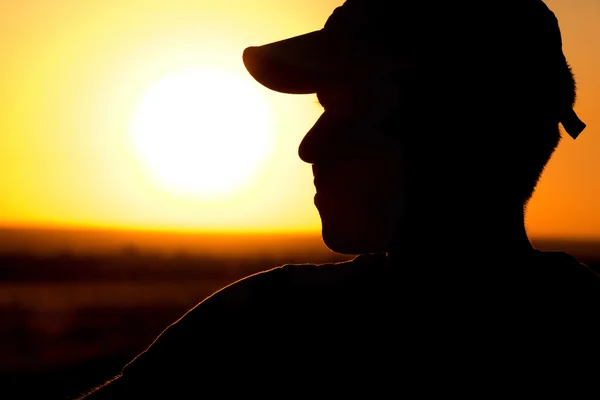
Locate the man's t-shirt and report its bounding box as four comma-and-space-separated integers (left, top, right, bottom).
87, 251, 600, 397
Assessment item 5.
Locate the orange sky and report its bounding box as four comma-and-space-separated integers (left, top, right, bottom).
0, 0, 598, 239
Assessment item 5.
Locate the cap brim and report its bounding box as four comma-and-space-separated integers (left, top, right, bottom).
243, 30, 342, 94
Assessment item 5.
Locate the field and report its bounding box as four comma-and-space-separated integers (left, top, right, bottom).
0, 228, 598, 399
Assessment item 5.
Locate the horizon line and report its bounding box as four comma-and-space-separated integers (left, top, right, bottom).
0, 224, 599, 243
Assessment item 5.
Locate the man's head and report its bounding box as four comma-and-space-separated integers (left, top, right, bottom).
243, 1, 585, 255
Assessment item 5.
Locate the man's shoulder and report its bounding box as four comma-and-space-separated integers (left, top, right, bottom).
531, 250, 600, 287
164, 254, 379, 324
273, 252, 387, 289
117, 253, 386, 385
489, 250, 600, 318
166, 252, 386, 324
210, 252, 385, 297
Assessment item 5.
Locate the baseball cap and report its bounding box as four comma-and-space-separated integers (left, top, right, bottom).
243, 0, 586, 139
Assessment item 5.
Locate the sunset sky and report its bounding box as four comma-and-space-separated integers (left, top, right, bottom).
0, 0, 598, 239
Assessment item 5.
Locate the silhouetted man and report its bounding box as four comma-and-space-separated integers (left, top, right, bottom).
81, 1, 598, 397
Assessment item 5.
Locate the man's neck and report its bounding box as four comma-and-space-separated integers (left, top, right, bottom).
386, 207, 535, 269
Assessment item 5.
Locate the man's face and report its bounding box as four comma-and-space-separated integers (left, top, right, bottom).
299, 76, 406, 255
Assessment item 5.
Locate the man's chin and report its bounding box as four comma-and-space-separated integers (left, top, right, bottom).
321, 225, 388, 255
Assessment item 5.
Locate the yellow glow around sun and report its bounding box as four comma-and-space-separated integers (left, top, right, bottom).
129, 68, 274, 199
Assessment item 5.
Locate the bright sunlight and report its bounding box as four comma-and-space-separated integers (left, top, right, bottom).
129, 68, 274, 199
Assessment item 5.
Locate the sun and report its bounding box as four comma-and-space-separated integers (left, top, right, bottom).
129, 68, 274, 199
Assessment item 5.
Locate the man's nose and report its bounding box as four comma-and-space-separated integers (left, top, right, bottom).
298, 123, 320, 164
298, 112, 345, 164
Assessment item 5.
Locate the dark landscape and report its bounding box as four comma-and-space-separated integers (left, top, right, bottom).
0, 228, 598, 399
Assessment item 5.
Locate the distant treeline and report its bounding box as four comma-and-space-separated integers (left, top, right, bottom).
1, 236, 599, 283
0, 250, 351, 283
